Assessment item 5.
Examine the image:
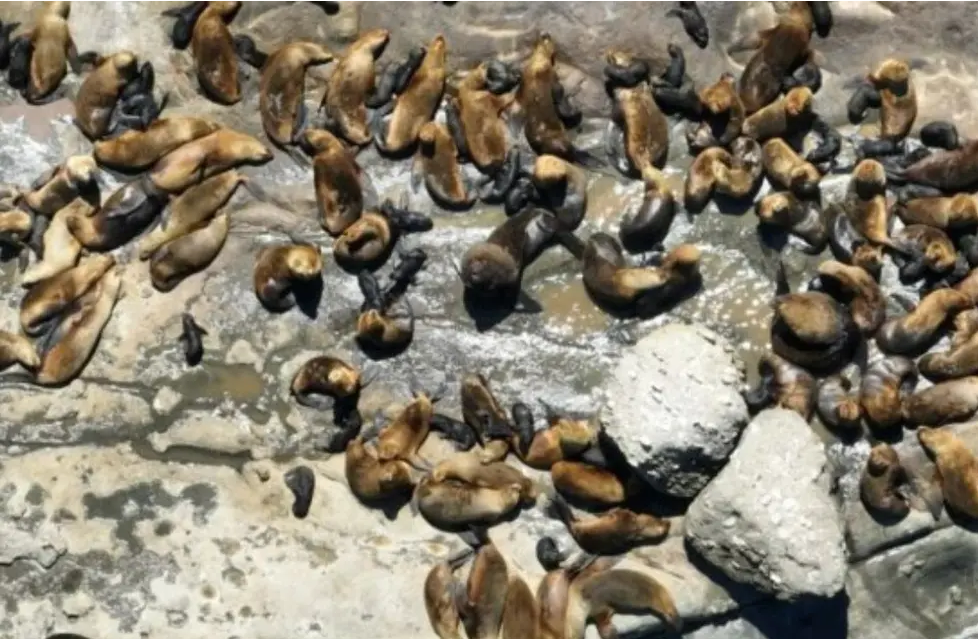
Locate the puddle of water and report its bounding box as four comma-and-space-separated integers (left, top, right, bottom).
532, 276, 611, 335
171, 364, 266, 404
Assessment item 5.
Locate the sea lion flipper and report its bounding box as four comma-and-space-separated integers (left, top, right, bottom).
444, 99, 470, 162
410, 156, 424, 193
15, 248, 29, 273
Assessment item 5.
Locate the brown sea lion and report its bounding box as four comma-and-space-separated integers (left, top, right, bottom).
424, 551, 472, 639
868, 58, 917, 142
19, 254, 115, 337
355, 301, 414, 354
904, 377, 978, 426
413, 121, 477, 210
897, 194, 978, 230
548, 493, 670, 556
876, 288, 971, 355
533, 154, 588, 230
755, 191, 827, 253
605, 51, 669, 182
190, 1, 242, 105
550, 460, 631, 507
890, 138, 978, 192
252, 243, 323, 312
743, 351, 816, 420
956, 267, 978, 305
565, 566, 682, 637
299, 128, 366, 237
814, 259, 886, 335
891, 224, 960, 280
149, 212, 229, 292
22, 155, 99, 217
835, 159, 902, 250
918, 426, 978, 519
684, 138, 763, 212
413, 475, 523, 531
65, 177, 167, 252
457, 543, 509, 639
375, 390, 438, 468
374, 35, 446, 155
501, 575, 538, 639
149, 128, 273, 194
919, 323, 978, 382
260, 41, 333, 147
0, 330, 40, 373
137, 170, 245, 259
0, 208, 32, 246
816, 364, 863, 434
761, 138, 822, 199
320, 28, 390, 146
537, 556, 616, 639
742, 86, 814, 143
860, 355, 916, 433
511, 403, 603, 471
26, 1, 89, 104
686, 72, 744, 150
431, 452, 537, 504
20, 199, 89, 286
290, 355, 365, 411
618, 178, 677, 254
73, 51, 139, 140
459, 372, 514, 463
35, 267, 122, 387
454, 63, 516, 174
860, 443, 910, 519
332, 201, 432, 271
344, 436, 416, 503
92, 117, 221, 172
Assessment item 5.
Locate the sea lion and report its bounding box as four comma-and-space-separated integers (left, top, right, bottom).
666, 1, 709, 49
20, 254, 115, 337
741, 86, 814, 144
161, 2, 208, 50
889, 139, 978, 192
919, 120, 961, 151
761, 137, 822, 199
532, 154, 588, 231
956, 267, 978, 305
565, 565, 682, 637
687, 72, 744, 150
581, 234, 701, 315
190, 1, 242, 105
65, 177, 168, 252
149, 128, 273, 194
149, 212, 229, 292
919, 322, 978, 382
284, 465, 315, 519
453, 63, 517, 174
298, 128, 367, 237
20, 200, 89, 286
253, 242, 323, 312
547, 493, 670, 556
904, 377, 978, 426
73, 51, 139, 140
813, 259, 886, 335
22, 156, 99, 218
375, 391, 437, 468
365, 45, 425, 110
816, 364, 863, 434
0, 207, 31, 246
806, 115, 843, 167
897, 193, 978, 230
6, 32, 32, 91
431, 451, 537, 504
137, 170, 245, 259
93, 117, 221, 172
684, 138, 763, 212
501, 575, 538, 639
735, 1, 817, 114
0, 20, 21, 70
618, 179, 677, 255
755, 191, 827, 253
459, 208, 559, 301
178, 312, 206, 366
457, 543, 509, 639
333, 200, 432, 271
837, 159, 901, 250
374, 34, 446, 156
290, 355, 364, 411
345, 436, 415, 503
918, 426, 978, 519
413, 475, 523, 531
537, 556, 615, 639
861, 58, 917, 155
35, 267, 122, 387
860, 443, 910, 520
512, 403, 603, 471
413, 121, 478, 210
0, 330, 39, 373
355, 273, 415, 354
860, 355, 916, 433
826, 206, 884, 279
429, 414, 480, 452
459, 372, 513, 463
876, 288, 971, 355
648, 45, 702, 118
550, 460, 632, 507
424, 550, 472, 639
320, 28, 390, 146
260, 41, 334, 147
605, 52, 669, 183
26, 2, 90, 104
891, 224, 963, 282
742, 351, 816, 420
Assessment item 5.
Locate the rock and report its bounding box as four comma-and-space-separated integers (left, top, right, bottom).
685, 408, 848, 601
602, 323, 749, 499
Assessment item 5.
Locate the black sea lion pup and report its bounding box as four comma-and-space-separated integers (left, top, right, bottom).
232, 34, 267, 69
918, 426, 978, 519
178, 312, 206, 367
73, 51, 140, 140
666, 2, 708, 49
860, 355, 916, 434
259, 41, 334, 149
460, 372, 514, 463
0, 20, 21, 70
485, 59, 521, 95
743, 351, 816, 420
876, 288, 971, 355
755, 191, 827, 254
817, 364, 862, 435
860, 443, 910, 520
364, 44, 424, 110
6, 34, 32, 91
920, 120, 961, 151
429, 414, 479, 452
66, 176, 168, 252
603, 54, 649, 89
650, 45, 701, 118
827, 206, 884, 279
284, 465, 315, 519
812, 260, 886, 335
190, 1, 242, 105
319, 28, 390, 145
547, 492, 670, 556
806, 115, 842, 168
253, 242, 323, 312
161, 2, 208, 50
333, 199, 432, 272
355, 271, 415, 354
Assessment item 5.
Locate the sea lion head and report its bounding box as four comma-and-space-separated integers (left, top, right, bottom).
869, 58, 911, 92
49, 1, 70, 18
667, 244, 702, 270
326, 359, 361, 397
852, 159, 886, 199
427, 34, 447, 64
111, 51, 139, 78
210, 1, 242, 20
925, 239, 956, 273
756, 192, 794, 224
852, 242, 884, 278
65, 155, 98, 187
460, 243, 519, 294
535, 33, 556, 61
867, 442, 900, 475
300, 128, 345, 156
785, 86, 814, 117
533, 154, 568, 187
220, 130, 274, 165
417, 121, 439, 151
286, 245, 323, 279
359, 28, 391, 57
790, 163, 822, 199
699, 75, 735, 114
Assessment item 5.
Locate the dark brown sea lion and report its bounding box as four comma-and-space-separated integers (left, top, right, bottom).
755, 191, 827, 253
816, 364, 862, 434
300, 128, 366, 237
860, 443, 910, 520
290, 355, 366, 411
904, 377, 978, 426
919, 316, 978, 382
918, 426, 978, 519
742, 351, 816, 420
889, 139, 978, 192
761, 137, 821, 199
332, 200, 432, 272
813, 259, 886, 335
547, 493, 669, 556
876, 288, 971, 355
618, 179, 677, 255
65, 177, 168, 252
860, 355, 916, 434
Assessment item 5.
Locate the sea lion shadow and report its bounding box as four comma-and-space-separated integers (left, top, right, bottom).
357, 337, 412, 362
864, 502, 911, 527
714, 191, 760, 217
755, 223, 790, 254
294, 277, 325, 319
463, 287, 542, 332
945, 504, 978, 533
358, 493, 412, 521
683, 538, 851, 638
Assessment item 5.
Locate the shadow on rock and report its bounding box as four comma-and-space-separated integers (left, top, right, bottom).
463, 287, 543, 332
295, 277, 325, 319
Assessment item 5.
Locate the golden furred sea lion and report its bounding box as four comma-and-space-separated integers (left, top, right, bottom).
860, 355, 916, 434
190, 1, 242, 105
0, 330, 40, 373
19, 199, 90, 286
904, 377, 978, 426
252, 242, 323, 312
876, 288, 971, 355
22, 155, 99, 217
26, 1, 88, 104
374, 34, 446, 155
918, 426, 978, 519
300, 128, 366, 237
149, 128, 272, 194
345, 436, 415, 503
20, 254, 115, 337
149, 212, 229, 292
321, 28, 390, 146
93, 117, 221, 172
454, 63, 516, 174
73, 50, 139, 140
259, 41, 334, 147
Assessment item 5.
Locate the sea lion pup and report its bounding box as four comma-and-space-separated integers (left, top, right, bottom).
162, 2, 208, 50
816, 364, 863, 434
897, 194, 978, 231
253, 242, 323, 312
7, 32, 32, 92
459, 208, 559, 301
137, 170, 245, 259
73, 51, 139, 140
806, 116, 843, 168
891, 224, 963, 282
20, 254, 115, 337
452, 62, 517, 175
413, 475, 523, 531
876, 288, 971, 355
93, 117, 221, 173
666, 1, 709, 49
566, 565, 683, 637
547, 494, 670, 555
149, 212, 229, 292
22, 155, 99, 218
431, 452, 537, 504
532, 154, 589, 231
860, 355, 916, 433
0, 331, 39, 373
580, 233, 702, 316
856, 58, 917, 158
298, 128, 367, 237
510, 402, 605, 471
345, 435, 416, 503
826, 207, 885, 280
365, 45, 426, 110
686, 72, 744, 151
284, 465, 315, 519
734, 1, 817, 115
65, 177, 168, 252
918, 426, 978, 519
454, 542, 509, 639
604, 50, 669, 182
770, 261, 860, 374
373, 34, 447, 156
741, 86, 814, 145
25, 2, 92, 104
860, 443, 911, 520
413, 121, 479, 210
35, 267, 123, 387
761, 138, 822, 199
318, 28, 390, 146
742, 351, 816, 420
813, 260, 886, 335
920, 120, 961, 151
684, 138, 764, 212
259, 41, 333, 149
20, 200, 89, 286
424, 550, 474, 639
149, 129, 273, 194
755, 191, 827, 254
190, 1, 242, 105
837, 159, 903, 251
0, 20, 21, 70
178, 312, 206, 366
333, 200, 433, 271
618, 178, 677, 255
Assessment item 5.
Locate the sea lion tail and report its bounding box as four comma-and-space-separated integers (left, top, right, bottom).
553, 227, 586, 260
